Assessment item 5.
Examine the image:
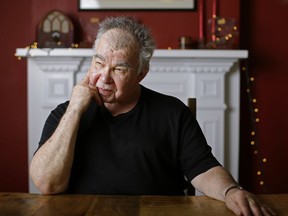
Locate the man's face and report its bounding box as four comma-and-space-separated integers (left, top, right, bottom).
89, 29, 145, 105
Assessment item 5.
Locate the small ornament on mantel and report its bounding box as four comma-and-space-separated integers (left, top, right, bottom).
178, 36, 194, 49
37, 10, 74, 48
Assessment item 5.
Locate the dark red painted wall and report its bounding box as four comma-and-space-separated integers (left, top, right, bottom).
0, 0, 31, 192
239, 0, 288, 194
1, 0, 287, 194
27, 0, 239, 49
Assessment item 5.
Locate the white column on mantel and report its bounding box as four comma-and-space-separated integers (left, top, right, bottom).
16, 48, 248, 193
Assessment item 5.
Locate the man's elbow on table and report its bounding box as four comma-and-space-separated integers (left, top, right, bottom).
32, 179, 68, 195
30, 167, 68, 195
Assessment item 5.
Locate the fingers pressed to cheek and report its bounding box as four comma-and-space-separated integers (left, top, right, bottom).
89, 71, 101, 86
80, 74, 90, 86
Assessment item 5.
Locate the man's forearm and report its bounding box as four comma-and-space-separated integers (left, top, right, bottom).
191, 166, 238, 201
29, 106, 82, 194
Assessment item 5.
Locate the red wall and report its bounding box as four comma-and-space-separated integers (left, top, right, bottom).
28, 0, 240, 49
1, 0, 287, 194
239, 0, 288, 194
0, 0, 31, 192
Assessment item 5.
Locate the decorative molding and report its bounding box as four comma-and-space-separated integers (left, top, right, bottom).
42, 77, 70, 108
149, 60, 235, 74
34, 57, 83, 72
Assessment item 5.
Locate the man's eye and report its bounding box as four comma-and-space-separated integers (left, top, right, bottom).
94, 61, 104, 68
114, 67, 127, 74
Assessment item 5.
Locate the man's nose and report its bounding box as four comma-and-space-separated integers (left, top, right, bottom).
100, 68, 113, 82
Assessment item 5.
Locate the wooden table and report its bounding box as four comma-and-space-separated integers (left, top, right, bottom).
0, 193, 287, 216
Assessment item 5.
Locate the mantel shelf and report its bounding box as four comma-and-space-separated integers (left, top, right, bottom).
16, 48, 248, 59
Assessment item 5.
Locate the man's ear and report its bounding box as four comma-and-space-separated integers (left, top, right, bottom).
137, 68, 149, 82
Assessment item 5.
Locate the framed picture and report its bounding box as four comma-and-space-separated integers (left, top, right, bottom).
79, 0, 196, 11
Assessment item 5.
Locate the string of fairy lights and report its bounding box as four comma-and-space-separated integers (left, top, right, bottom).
242, 60, 267, 192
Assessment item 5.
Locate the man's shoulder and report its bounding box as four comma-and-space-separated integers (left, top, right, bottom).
140, 85, 189, 118
141, 85, 185, 107
53, 100, 69, 111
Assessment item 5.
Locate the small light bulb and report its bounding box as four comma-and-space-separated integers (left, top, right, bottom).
257, 171, 262, 175
263, 158, 267, 163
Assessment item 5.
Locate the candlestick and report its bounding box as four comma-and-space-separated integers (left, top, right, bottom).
211, 0, 218, 42
212, 0, 218, 18
198, 0, 204, 40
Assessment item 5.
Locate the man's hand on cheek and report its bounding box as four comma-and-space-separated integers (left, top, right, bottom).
87, 70, 103, 106
88, 68, 100, 87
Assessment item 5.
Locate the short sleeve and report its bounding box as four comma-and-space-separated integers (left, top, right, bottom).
178, 107, 221, 182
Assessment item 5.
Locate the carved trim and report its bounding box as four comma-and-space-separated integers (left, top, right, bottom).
34, 57, 84, 72
149, 60, 236, 74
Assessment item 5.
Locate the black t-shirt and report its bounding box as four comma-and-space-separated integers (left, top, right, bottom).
38, 85, 221, 195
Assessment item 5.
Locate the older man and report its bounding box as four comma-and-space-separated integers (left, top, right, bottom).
30, 16, 274, 216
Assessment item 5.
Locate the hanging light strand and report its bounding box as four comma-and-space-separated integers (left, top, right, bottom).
242, 59, 267, 193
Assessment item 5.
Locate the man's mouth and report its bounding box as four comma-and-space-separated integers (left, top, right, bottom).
96, 82, 116, 96
98, 87, 114, 96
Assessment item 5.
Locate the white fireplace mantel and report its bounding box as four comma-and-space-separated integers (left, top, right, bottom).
16, 48, 248, 193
